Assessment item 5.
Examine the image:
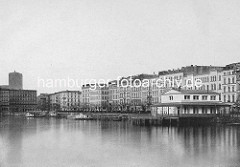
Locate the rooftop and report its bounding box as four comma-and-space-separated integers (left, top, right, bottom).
164, 88, 220, 95
152, 101, 231, 107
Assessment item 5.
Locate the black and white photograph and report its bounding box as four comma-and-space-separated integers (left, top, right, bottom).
0, 0, 240, 166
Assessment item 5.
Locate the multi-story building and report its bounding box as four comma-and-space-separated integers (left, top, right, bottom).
0, 88, 10, 113
108, 80, 120, 111
119, 84, 131, 111
0, 72, 38, 113
79, 62, 240, 113
154, 70, 184, 104
49, 90, 81, 111
9, 89, 37, 112
9, 71, 23, 90
222, 63, 240, 103
37, 93, 50, 111
155, 64, 240, 104
89, 84, 109, 111
82, 84, 91, 111
82, 84, 110, 112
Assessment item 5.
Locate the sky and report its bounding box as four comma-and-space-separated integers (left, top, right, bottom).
0, 0, 240, 94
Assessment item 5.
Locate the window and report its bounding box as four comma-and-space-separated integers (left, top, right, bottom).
193, 95, 199, 100
232, 77, 235, 83
184, 95, 190, 100
193, 107, 198, 114
219, 84, 221, 90
219, 75, 221, 81
210, 96, 216, 100
202, 96, 208, 100
169, 96, 173, 100
232, 95, 235, 102
224, 95, 226, 102
232, 86, 235, 92
228, 87, 231, 92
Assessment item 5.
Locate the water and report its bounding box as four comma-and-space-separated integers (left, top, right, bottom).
0, 116, 240, 167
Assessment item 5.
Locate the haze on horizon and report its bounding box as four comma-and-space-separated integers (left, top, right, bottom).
1, 0, 240, 94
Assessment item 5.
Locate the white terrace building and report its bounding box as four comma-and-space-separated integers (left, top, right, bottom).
151, 88, 230, 117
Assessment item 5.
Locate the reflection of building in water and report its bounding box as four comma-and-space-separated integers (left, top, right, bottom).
2, 117, 38, 166
178, 126, 239, 160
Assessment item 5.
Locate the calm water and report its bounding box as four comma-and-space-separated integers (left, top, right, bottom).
0, 116, 240, 167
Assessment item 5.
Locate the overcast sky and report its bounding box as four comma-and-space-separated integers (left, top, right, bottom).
0, 0, 240, 93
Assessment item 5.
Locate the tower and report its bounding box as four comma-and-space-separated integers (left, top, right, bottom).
9, 71, 23, 90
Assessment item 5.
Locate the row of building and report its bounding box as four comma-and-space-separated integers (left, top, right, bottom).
0, 71, 37, 113
38, 62, 240, 112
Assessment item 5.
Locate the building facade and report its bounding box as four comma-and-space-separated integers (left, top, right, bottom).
49, 90, 81, 111
108, 81, 120, 111
151, 88, 230, 117
9, 89, 37, 112
221, 63, 240, 104
82, 84, 91, 111
0, 88, 10, 113
89, 84, 109, 111
37, 93, 50, 111
78, 62, 240, 113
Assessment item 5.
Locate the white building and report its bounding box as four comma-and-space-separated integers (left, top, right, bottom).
49, 90, 81, 111
151, 88, 230, 117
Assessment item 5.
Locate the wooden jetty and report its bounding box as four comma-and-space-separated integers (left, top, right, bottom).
130, 114, 217, 126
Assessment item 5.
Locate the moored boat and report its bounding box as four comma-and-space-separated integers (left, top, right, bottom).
49, 111, 57, 117
67, 113, 93, 120
25, 112, 34, 117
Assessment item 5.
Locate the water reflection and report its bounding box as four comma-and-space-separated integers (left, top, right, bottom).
0, 116, 240, 167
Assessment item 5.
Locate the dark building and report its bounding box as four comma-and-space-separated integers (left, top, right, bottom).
9, 71, 23, 90
37, 93, 50, 111
0, 88, 10, 113
9, 89, 37, 112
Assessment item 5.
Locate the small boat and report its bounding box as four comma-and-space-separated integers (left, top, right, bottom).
75, 113, 94, 120
67, 114, 76, 119
49, 112, 57, 117
227, 123, 240, 126
67, 113, 93, 120
26, 112, 34, 117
